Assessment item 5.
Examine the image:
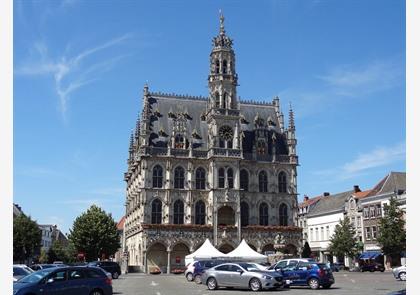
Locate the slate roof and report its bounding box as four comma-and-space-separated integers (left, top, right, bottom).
368, 171, 406, 196
306, 190, 353, 217
298, 195, 323, 209
145, 93, 289, 155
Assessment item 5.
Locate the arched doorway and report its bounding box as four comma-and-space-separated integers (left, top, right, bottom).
283, 244, 298, 256
219, 243, 235, 254
262, 244, 275, 255
218, 206, 235, 226
147, 242, 166, 273
171, 243, 190, 269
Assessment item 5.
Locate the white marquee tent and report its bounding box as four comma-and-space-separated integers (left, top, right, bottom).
225, 239, 268, 263
184, 239, 227, 265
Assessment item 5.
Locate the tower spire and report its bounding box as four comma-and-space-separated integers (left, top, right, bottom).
288, 102, 295, 130
219, 9, 225, 35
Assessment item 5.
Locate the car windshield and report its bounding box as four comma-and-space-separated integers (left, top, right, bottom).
238, 263, 257, 271
13, 267, 31, 276
19, 269, 54, 283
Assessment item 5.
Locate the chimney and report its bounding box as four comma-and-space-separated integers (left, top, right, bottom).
353, 185, 361, 193
323, 192, 330, 197
304, 195, 309, 201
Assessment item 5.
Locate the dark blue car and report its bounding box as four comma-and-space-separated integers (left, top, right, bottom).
281, 261, 335, 289
13, 266, 113, 295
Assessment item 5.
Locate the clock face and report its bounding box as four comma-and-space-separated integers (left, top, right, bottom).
219, 126, 233, 140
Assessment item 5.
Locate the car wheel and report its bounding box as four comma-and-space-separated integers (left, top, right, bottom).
399, 272, 406, 281
369, 269, 374, 272
323, 284, 332, 289
194, 274, 202, 284
186, 272, 193, 281
308, 278, 320, 290
207, 277, 218, 290
249, 278, 262, 291
112, 272, 119, 279
90, 290, 103, 295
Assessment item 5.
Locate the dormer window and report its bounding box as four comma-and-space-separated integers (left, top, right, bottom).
174, 134, 184, 149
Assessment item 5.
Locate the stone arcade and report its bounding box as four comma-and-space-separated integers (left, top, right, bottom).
123, 14, 301, 273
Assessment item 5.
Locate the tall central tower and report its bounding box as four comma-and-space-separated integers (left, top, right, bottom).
208, 12, 238, 111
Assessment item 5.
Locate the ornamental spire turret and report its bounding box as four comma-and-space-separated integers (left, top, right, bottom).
208, 12, 238, 111
288, 102, 295, 131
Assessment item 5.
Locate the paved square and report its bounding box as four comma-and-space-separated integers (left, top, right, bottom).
112, 271, 405, 295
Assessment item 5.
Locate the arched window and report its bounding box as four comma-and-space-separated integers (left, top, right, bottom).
195, 167, 206, 190
227, 168, 234, 188
240, 202, 249, 227
223, 92, 228, 109
257, 140, 266, 155
151, 199, 162, 224
218, 168, 225, 188
174, 167, 185, 189
259, 202, 269, 226
279, 172, 287, 193
152, 165, 163, 188
173, 200, 184, 224
222, 60, 227, 74
240, 169, 249, 191
214, 91, 220, 108
259, 171, 268, 192
279, 203, 288, 226
215, 60, 220, 74
195, 200, 206, 225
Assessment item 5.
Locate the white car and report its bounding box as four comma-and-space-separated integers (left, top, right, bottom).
13, 264, 34, 282
392, 265, 406, 281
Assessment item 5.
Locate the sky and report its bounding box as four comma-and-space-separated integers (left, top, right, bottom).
13, 0, 406, 235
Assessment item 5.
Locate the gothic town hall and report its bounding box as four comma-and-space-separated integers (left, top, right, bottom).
123, 14, 302, 273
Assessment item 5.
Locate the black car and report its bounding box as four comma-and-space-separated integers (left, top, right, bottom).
360, 263, 385, 272
13, 266, 112, 295
88, 261, 121, 279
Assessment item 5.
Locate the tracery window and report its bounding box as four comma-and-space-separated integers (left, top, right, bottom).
173, 200, 184, 224
259, 202, 269, 226
279, 203, 288, 226
218, 168, 225, 188
240, 169, 249, 191
151, 199, 162, 224
240, 202, 249, 227
195, 200, 206, 225
195, 167, 206, 190
259, 171, 268, 192
222, 60, 227, 74
174, 167, 185, 189
227, 168, 234, 188
278, 171, 287, 193
152, 165, 163, 188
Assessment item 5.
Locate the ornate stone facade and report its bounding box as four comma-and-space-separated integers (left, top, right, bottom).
123, 13, 301, 273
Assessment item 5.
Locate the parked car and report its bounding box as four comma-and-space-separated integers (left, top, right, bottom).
202, 262, 284, 291
281, 261, 335, 289
13, 266, 112, 295
267, 258, 315, 271
392, 265, 406, 281
30, 264, 64, 271
360, 262, 385, 272
326, 262, 343, 272
193, 260, 232, 284
88, 261, 121, 279
13, 264, 34, 282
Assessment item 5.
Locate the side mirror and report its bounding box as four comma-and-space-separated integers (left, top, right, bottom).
46, 278, 54, 284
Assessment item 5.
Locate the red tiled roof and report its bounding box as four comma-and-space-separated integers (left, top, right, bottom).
298, 195, 323, 208
116, 216, 125, 230
353, 190, 372, 199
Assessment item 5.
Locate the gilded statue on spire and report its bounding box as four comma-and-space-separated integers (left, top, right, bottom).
219, 9, 225, 35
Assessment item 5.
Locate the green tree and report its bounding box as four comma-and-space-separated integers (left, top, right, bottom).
48, 240, 68, 263
328, 216, 358, 259
13, 214, 42, 263
377, 196, 406, 266
68, 205, 120, 261
39, 248, 49, 263
301, 241, 312, 258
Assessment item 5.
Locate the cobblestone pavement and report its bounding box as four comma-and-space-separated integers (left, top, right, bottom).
112, 271, 406, 295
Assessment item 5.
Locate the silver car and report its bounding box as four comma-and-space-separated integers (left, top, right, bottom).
202, 262, 284, 291
392, 265, 406, 281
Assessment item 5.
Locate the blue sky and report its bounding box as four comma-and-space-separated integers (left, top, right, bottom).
13, 0, 406, 234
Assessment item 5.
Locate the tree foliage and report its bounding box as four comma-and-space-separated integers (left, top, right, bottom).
301, 241, 312, 258
48, 240, 68, 263
328, 216, 358, 259
13, 214, 42, 263
68, 205, 120, 261
377, 196, 406, 258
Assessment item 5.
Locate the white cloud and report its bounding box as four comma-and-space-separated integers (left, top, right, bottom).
15, 34, 131, 120
342, 142, 406, 174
